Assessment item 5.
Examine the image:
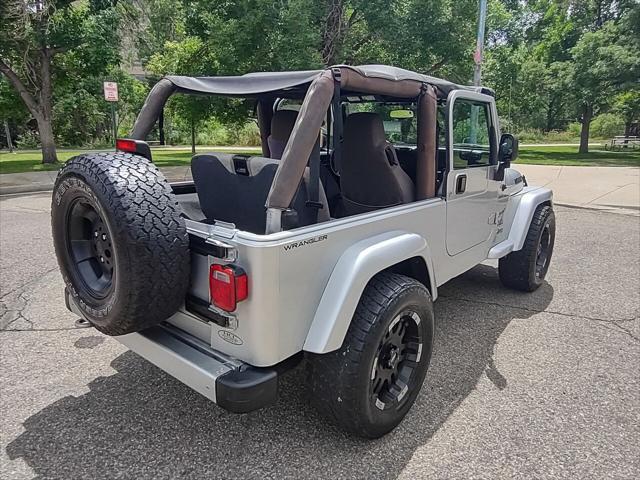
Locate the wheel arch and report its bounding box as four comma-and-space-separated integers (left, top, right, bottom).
507, 187, 553, 252
385, 256, 432, 294
303, 231, 436, 354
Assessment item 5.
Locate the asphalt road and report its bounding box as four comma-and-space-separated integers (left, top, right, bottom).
1, 193, 638, 480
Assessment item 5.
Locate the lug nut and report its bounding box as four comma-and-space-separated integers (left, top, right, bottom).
101, 234, 107, 241
100, 256, 104, 263
94, 231, 98, 237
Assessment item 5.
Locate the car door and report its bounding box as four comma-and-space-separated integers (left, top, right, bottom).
445, 91, 499, 256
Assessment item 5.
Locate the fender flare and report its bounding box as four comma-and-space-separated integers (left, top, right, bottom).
303, 231, 436, 354
489, 186, 553, 259
508, 187, 553, 251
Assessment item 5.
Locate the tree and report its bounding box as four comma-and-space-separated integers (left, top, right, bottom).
568, 21, 639, 152
0, 77, 29, 150
613, 90, 640, 136
0, 0, 123, 162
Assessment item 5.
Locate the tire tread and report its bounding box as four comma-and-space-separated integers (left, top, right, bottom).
307, 272, 432, 437
52, 152, 190, 335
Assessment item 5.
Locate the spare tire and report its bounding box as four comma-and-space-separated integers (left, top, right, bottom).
51, 152, 190, 335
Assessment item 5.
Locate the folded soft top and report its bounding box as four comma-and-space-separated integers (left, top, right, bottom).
163, 65, 492, 98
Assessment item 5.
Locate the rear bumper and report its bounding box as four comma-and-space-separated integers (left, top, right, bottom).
117, 324, 278, 413
65, 290, 278, 413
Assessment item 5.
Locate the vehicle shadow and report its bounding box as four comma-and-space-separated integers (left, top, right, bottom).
6, 264, 553, 480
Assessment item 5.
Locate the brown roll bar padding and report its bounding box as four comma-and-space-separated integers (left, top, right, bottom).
266, 70, 335, 210
130, 79, 177, 140
339, 67, 424, 98
256, 100, 273, 158
416, 85, 438, 199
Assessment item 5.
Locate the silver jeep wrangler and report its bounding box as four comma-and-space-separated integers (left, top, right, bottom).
52, 65, 555, 438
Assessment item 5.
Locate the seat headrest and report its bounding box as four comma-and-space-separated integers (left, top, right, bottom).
270, 109, 299, 141
344, 112, 386, 147
192, 153, 278, 177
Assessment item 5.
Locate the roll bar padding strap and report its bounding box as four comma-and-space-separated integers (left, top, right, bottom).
257, 100, 273, 158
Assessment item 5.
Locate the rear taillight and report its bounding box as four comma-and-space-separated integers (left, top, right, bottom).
115, 138, 137, 153
210, 264, 248, 312
115, 138, 152, 160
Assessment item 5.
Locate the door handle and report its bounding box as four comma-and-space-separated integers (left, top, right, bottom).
455, 174, 467, 194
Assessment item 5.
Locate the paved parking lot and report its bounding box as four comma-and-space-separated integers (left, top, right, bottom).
1, 193, 638, 479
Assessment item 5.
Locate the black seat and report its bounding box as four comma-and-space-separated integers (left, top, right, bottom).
267, 110, 298, 159
191, 153, 329, 234
339, 113, 415, 216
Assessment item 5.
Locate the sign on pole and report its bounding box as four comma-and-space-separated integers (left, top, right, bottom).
103, 82, 119, 102
104, 82, 119, 147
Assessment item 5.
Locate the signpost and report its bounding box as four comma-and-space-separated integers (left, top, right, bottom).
103, 81, 118, 147
470, 0, 488, 143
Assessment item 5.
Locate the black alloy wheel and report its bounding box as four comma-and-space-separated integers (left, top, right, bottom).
370, 310, 423, 411
535, 223, 551, 279
67, 199, 116, 300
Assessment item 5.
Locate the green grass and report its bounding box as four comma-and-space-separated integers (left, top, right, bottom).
0, 147, 261, 174
1, 144, 638, 174
516, 145, 640, 167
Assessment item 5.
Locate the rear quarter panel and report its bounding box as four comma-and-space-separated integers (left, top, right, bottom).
173, 196, 493, 366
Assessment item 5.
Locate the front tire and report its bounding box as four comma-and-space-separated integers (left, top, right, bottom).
307, 272, 434, 438
499, 204, 555, 292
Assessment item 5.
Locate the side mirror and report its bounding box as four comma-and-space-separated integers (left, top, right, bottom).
498, 133, 518, 165
496, 133, 518, 181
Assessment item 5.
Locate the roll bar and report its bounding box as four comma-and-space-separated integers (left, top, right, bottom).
129, 67, 440, 232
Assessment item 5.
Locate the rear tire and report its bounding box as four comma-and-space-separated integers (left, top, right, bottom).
499, 204, 555, 292
51, 152, 190, 335
307, 272, 434, 438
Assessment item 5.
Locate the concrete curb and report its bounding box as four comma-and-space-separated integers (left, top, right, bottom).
1, 183, 55, 195
554, 202, 639, 216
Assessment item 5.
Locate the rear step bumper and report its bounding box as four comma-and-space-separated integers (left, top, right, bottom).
65, 290, 278, 413
117, 325, 278, 413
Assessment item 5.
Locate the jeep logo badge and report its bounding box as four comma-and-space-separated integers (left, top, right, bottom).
218, 330, 243, 345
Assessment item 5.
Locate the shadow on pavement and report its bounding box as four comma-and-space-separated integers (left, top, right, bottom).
6, 265, 553, 479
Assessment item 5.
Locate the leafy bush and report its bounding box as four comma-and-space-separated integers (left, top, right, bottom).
15, 130, 40, 149
566, 122, 582, 137
515, 129, 545, 143
590, 113, 625, 139
543, 130, 579, 142
231, 122, 261, 146
516, 128, 579, 143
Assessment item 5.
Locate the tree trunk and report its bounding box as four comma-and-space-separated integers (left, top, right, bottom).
4, 120, 13, 153
321, 1, 345, 65
624, 122, 631, 137
36, 114, 58, 163
579, 104, 593, 154
38, 51, 58, 164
